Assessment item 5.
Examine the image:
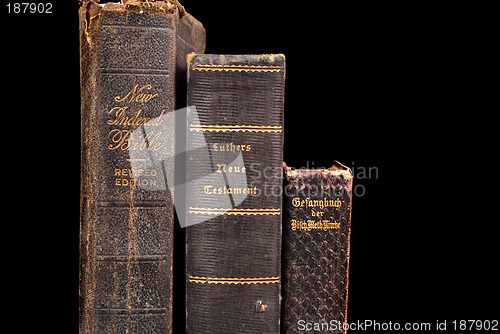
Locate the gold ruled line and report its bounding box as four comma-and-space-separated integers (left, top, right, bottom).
189, 207, 281, 211
187, 276, 280, 285
189, 211, 281, 216
189, 207, 281, 216
189, 124, 283, 133
192, 64, 283, 72
189, 128, 282, 133
190, 124, 282, 129
195, 64, 282, 69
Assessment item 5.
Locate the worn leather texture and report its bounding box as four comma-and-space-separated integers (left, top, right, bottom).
281, 163, 353, 334
185, 54, 286, 333
175, 6, 206, 111
79, 1, 205, 333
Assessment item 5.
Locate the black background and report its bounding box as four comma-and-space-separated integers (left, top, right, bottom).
2, 1, 497, 333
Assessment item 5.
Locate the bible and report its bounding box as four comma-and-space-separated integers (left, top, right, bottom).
281, 162, 354, 334
78, 1, 205, 333
184, 54, 286, 333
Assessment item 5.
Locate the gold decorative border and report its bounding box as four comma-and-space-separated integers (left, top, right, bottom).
189, 124, 283, 133
188, 276, 280, 285
191, 64, 283, 72
189, 207, 281, 216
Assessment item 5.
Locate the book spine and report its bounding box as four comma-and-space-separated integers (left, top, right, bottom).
171, 8, 206, 334
79, 2, 178, 333
281, 164, 353, 334
175, 10, 206, 111
185, 54, 286, 333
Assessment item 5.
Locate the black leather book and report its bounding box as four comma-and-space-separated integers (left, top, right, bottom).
184, 54, 286, 333
281, 162, 354, 334
78, 1, 204, 333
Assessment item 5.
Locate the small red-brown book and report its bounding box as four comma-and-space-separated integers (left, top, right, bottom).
281, 162, 354, 334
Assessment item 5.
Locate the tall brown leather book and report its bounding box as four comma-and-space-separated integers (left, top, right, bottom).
281, 162, 354, 334
184, 54, 286, 333
78, 1, 205, 333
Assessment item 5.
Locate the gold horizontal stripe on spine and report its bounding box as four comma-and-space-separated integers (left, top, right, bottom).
190, 124, 283, 133
190, 128, 282, 133
188, 276, 280, 285
192, 64, 283, 72
189, 207, 281, 215
189, 207, 281, 211
190, 124, 282, 129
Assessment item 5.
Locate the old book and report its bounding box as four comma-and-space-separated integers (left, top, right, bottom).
184, 54, 286, 333
281, 162, 354, 334
78, 1, 205, 333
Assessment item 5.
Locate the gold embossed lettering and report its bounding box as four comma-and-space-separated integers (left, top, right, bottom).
108, 108, 164, 127
291, 197, 303, 207
212, 142, 252, 152
216, 163, 246, 173
108, 130, 163, 151
203, 185, 258, 195
106, 83, 164, 152
114, 84, 158, 104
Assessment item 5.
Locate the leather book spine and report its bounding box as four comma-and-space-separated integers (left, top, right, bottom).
175, 6, 206, 111
79, 1, 204, 333
281, 162, 354, 334
185, 54, 286, 333
171, 6, 206, 333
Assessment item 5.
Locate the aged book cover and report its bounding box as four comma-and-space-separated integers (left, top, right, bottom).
184, 54, 286, 333
281, 162, 354, 334
78, 1, 205, 333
